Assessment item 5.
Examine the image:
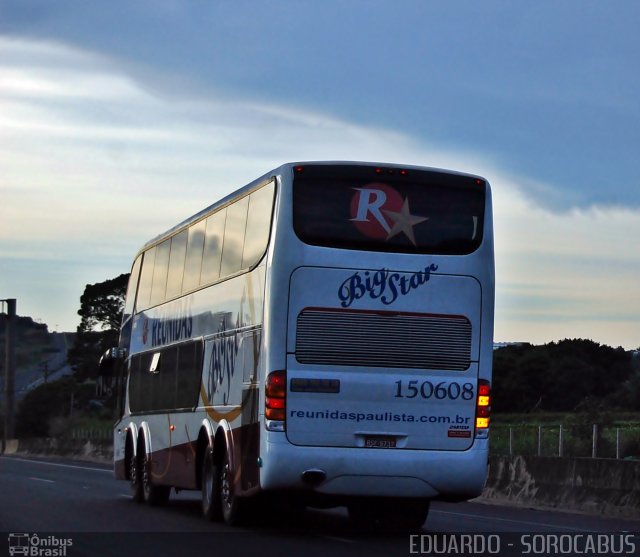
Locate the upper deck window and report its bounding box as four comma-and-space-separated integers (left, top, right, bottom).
293, 165, 485, 255
132, 179, 275, 312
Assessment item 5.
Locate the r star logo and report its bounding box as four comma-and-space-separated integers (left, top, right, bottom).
350, 184, 427, 245
383, 197, 428, 245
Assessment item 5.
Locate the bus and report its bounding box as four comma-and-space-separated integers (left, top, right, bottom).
105, 161, 494, 529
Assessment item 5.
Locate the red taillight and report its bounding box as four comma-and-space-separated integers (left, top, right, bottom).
265, 371, 286, 422
475, 379, 491, 430
294, 165, 304, 173
374, 167, 409, 176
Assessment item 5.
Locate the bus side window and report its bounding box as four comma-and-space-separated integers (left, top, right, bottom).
183, 220, 206, 293
242, 181, 275, 269
117, 360, 129, 418
242, 330, 260, 383
166, 230, 188, 300
137, 247, 156, 311
201, 209, 226, 285
176, 341, 203, 410
156, 347, 178, 411
123, 255, 142, 320
150, 239, 171, 307
220, 196, 249, 278
128, 355, 143, 413
143, 353, 156, 412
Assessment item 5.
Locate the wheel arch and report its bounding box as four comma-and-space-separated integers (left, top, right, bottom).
136, 421, 152, 457
213, 419, 235, 471
195, 419, 235, 491
124, 421, 139, 481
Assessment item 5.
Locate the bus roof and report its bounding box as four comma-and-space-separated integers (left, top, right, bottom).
136, 161, 487, 256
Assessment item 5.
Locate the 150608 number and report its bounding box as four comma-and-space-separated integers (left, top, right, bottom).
394, 380, 474, 401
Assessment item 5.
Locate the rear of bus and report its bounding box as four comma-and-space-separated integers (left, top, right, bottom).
260, 162, 493, 525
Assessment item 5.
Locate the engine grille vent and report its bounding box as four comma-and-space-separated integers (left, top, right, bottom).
295, 309, 472, 371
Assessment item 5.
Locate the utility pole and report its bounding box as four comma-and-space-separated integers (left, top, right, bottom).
2, 298, 17, 453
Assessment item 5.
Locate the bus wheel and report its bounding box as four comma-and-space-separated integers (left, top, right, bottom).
129, 450, 144, 503
140, 443, 171, 506
216, 450, 246, 526
201, 448, 221, 521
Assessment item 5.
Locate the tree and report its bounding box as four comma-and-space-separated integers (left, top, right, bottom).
492, 339, 636, 413
68, 273, 129, 380
77, 273, 129, 333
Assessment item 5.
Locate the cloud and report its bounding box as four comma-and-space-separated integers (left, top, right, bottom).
1, 36, 638, 349
491, 174, 640, 349
0, 36, 465, 259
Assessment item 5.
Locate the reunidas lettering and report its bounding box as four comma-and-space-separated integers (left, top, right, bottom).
338, 265, 438, 308
150, 299, 194, 347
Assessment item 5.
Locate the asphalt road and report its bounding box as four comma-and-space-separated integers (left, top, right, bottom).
1, 456, 638, 557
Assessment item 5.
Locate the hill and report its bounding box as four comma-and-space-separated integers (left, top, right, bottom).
0, 315, 55, 374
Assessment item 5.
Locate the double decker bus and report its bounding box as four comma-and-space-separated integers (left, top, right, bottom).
107, 161, 494, 529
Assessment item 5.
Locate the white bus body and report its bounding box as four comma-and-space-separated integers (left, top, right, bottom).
111, 161, 494, 528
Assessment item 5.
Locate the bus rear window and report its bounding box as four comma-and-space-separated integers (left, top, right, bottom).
293, 165, 485, 255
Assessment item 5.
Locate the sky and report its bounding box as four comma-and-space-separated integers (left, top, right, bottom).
0, 0, 639, 349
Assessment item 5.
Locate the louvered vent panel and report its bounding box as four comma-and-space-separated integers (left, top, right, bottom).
296, 309, 472, 371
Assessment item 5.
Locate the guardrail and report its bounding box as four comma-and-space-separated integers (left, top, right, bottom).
491, 424, 640, 459
71, 428, 112, 441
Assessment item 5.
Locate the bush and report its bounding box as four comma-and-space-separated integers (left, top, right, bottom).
15, 377, 101, 438
620, 429, 640, 459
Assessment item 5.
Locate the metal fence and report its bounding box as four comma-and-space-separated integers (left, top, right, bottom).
67, 423, 640, 458
491, 424, 640, 459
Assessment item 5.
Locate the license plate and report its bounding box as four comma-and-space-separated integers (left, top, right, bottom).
364, 436, 397, 449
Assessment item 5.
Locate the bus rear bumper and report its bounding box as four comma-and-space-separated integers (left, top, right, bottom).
260, 436, 489, 500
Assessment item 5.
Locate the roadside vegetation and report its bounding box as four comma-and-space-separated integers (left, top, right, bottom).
491, 340, 640, 458
14, 376, 112, 439
1, 274, 127, 441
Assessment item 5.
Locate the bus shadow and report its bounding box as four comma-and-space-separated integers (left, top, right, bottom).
119, 492, 427, 539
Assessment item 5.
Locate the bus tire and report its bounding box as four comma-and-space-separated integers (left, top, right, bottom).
201, 448, 222, 521
139, 440, 171, 506
129, 448, 144, 503
216, 450, 246, 526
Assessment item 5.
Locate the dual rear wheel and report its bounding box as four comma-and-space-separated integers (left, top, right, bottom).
129, 438, 170, 506
201, 448, 247, 525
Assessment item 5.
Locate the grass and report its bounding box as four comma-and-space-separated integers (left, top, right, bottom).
50, 414, 114, 441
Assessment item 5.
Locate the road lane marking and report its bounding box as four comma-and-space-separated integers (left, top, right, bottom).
29, 477, 55, 483
430, 509, 616, 533
318, 535, 357, 544
3, 456, 111, 473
